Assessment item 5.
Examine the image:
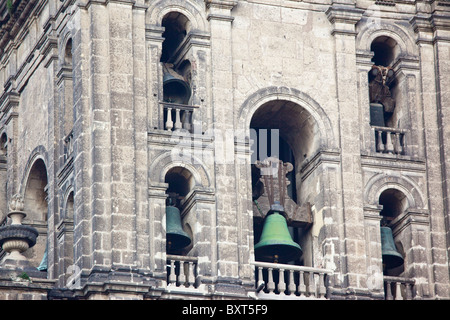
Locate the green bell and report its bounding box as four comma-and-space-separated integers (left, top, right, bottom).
166, 206, 191, 253
254, 211, 302, 263
381, 226, 404, 270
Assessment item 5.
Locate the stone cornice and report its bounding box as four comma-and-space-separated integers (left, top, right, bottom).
326, 4, 364, 25
205, 0, 237, 22
205, 0, 238, 11
0, 90, 20, 125
410, 12, 450, 43
0, 0, 39, 56
326, 4, 364, 36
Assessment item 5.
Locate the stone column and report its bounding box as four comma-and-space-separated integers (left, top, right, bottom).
326, 2, 367, 298
430, 4, 450, 300
132, 1, 150, 276
206, 0, 249, 297
363, 205, 384, 299
72, 0, 147, 284
0, 91, 20, 214
356, 50, 375, 154
148, 183, 168, 288
410, 3, 450, 299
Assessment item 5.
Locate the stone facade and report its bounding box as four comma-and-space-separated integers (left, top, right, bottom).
0, 0, 449, 300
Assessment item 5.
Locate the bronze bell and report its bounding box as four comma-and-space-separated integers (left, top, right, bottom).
166, 206, 191, 253
163, 68, 191, 105
370, 103, 385, 127
380, 226, 404, 270
254, 204, 302, 263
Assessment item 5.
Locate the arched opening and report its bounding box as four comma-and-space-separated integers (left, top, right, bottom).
64, 38, 73, 66
164, 167, 194, 255
61, 38, 74, 164
23, 158, 48, 269
370, 36, 399, 67
250, 100, 319, 266
369, 36, 399, 128
379, 188, 406, 276
160, 12, 192, 107
0, 133, 7, 156
160, 12, 190, 64
24, 159, 48, 222
65, 191, 74, 220
368, 36, 409, 155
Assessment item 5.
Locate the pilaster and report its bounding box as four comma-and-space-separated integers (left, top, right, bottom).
206, 0, 250, 298
410, 4, 450, 299
72, 0, 148, 285
326, 2, 368, 298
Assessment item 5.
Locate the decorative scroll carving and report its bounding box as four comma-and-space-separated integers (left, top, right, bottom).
369, 65, 395, 113
253, 157, 312, 227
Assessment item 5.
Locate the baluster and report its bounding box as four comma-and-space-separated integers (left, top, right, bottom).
385, 281, 393, 300
405, 283, 413, 300
169, 259, 176, 284
401, 133, 406, 154
187, 261, 195, 288
165, 107, 173, 131
288, 270, 296, 296
174, 108, 182, 130
307, 271, 316, 297
318, 273, 327, 299
278, 268, 286, 295
182, 110, 192, 132
257, 267, 265, 292
377, 130, 384, 152
385, 131, 394, 153
298, 271, 306, 297
267, 268, 275, 294
178, 261, 186, 286
395, 282, 404, 300
394, 132, 403, 154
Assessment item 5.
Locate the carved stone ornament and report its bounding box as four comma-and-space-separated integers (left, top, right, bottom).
253, 157, 312, 227
8, 194, 25, 213
369, 65, 395, 113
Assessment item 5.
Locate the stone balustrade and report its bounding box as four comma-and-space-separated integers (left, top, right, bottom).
161, 102, 198, 133
251, 261, 332, 299
384, 276, 416, 300
373, 126, 407, 155
166, 254, 199, 289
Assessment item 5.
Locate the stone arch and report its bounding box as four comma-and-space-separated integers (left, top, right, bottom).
19, 147, 49, 268
356, 21, 418, 58
237, 86, 337, 152
20, 147, 49, 221
146, 0, 208, 32
59, 28, 73, 64
63, 187, 74, 220
0, 131, 7, 156
63, 37, 73, 66
364, 173, 425, 210
149, 151, 211, 189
